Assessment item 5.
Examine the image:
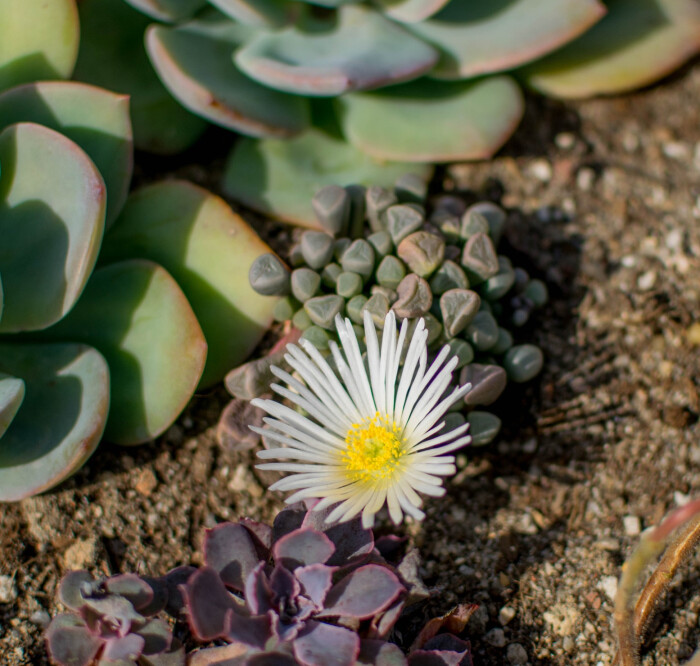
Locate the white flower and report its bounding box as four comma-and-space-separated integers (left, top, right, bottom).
251, 310, 472, 528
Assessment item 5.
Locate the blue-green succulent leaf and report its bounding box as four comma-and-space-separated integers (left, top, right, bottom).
100, 181, 276, 387
0, 81, 133, 226
36, 260, 207, 446
223, 128, 432, 227
0, 342, 109, 501
520, 0, 700, 98
337, 76, 524, 162
0, 0, 79, 92
123, 0, 208, 22
406, 0, 606, 79
0, 122, 106, 333
235, 4, 438, 96
74, 0, 207, 154
372, 0, 451, 23
146, 10, 310, 137
208, 0, 297, 28
0, 372, 24, 440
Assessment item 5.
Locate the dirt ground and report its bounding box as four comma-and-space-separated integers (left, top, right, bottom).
1, 60, 700, 666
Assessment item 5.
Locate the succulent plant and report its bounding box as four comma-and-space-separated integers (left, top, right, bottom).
46, 504, 476, 665
223, 178, 546, 448
0, 4, 276, 501
60, 0, 699, 225
45, 568, 193, 666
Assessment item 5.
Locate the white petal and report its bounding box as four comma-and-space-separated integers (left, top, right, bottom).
364, 309, 385, 416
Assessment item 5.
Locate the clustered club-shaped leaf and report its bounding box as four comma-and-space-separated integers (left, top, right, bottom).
55, 0, 699, 226
225, 177, 547, 447
0, 2, 276, 501
46, 505, 476, 666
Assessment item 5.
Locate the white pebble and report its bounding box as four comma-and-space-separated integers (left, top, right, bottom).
599, 575, 619, 601
577, 168, 595, 191
555, 132, 575, 149
662, 141, 689, 159
665, 229, 684, 251
528, 159, 552, 183
499, 605, 517, 625
637, 271, 656, 291
623, 514, 642, 536
0, 575, 16, 604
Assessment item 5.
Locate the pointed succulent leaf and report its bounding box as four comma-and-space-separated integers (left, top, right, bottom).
481, 259, 516, 301
366, 187, 398, 233
58, 571, 95, 611
446, 339, 473, 369
302, 508, 374, 566
300, 231, 335, 270
358, 639, 407, 666
464, 202, 506, 245
363, 293, 391, 329
222, 129, 432, 227
235, 5, 438, 96
338, 76, 524, 162
100, 180, 276, 386
0, 122, 105, 333
204, 523, 261, 592
346, 295, 368, 325
0, 373, 24, 439
312, 185, 352, 236
208, 0, 295, 28
0, 0, 79, 92
394, 173, 428, 204
336, 272, 363, 299
316, 564, 404, 619
74, 0, 206, 154
0, 81, 132, 226
503, 344, 544, 383
249, 254, 291, 297
292, 268, 322, 302
466, 411, 501, 447
147, 11, 309, 138
520, 0, 700, 98
429, 261, 468, 295
45, 616, 102, 666
0, 342, 108, 501
439, 289, 481, 338
523, 279, 548, 307
272, 528, 335, 570
293, 620, 360, 666
385, 204, 424, 245
461, 232, 499, 284
305, 295, 345, 330
367, 231, 393, 258
407, 0, 605, 78
392, 274, 432, 319
38, 260, 207, 445
105, 575, 155, 612
184, 567, 241, 642
341, 239, 375, 278
460, 364, 507, 406
397, 232, 445, 278
123, 0, 208, 22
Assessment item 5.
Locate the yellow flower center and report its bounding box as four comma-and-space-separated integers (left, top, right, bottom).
342, 413, 404, 483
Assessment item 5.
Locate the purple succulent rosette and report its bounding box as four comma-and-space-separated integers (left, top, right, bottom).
184, 503, 406, 666
45, 568, 192, 666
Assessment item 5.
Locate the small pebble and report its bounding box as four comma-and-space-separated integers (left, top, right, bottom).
555, 132, 575, 149
599, 575, 619, 601
528, 159, 552, 183
576, 168, 595, 191
637, 270, 656, 291
485, 628, 506, 647
29, 610, 51, 627
507, 643, 529, 665
499, 605, 516, 625
665, 229, 683, 251
674, 491, 691, 506
0, 576, 16, 603
623, 514, 641, 536
662, 141, 689, 159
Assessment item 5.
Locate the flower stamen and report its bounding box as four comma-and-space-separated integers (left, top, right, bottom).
342, 412, 404, 483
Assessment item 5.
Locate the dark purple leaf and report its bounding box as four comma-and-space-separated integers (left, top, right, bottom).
294, 564, 334, 609
204, 523, 261, 592
358, 639, 407, 666
226, 608, 273, 649
102, 633, 145, 660
246, 653, 297, 666
373, 535, 407, 563
408, 635, 472, 666
293, 620, 360, 666
184, 567, 241, 641
244, 562, 272, 615
135, 618, 171, 655
368, 599, 405, 640
269, 563, 300, 598
302, 508, 374, 567
141, 640, 186, 666
58, 571, 94, 611
272, 528, 335, 570
241, 518, 273, 557
138, 577, 169, 617
45, 616, 102, 666
317, 565, 404, 620
159, 566, 197, 617
105, 574, 154, 612
271, 505, 306, 543
270, 610, 302, 643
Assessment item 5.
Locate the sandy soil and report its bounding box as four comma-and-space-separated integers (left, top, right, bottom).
1, 61, 699, 666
